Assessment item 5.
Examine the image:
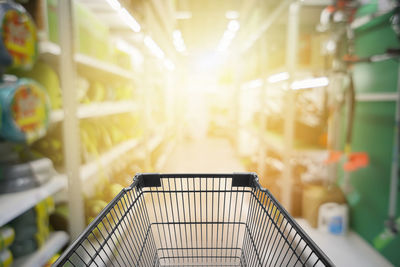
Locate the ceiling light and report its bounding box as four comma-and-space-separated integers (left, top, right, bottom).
225, 10, 239, 20
120, 8, 141, 32
291, 77, 329, 90
144, 36, 165, 59
175, 11, 192, 20
223, 30, 235, 40
267, 72, 290, 83
173, 30, 186, 53
228, 20, 240, 32
217, 20, 240, 52
116, 39, 134, 54
173, 30, 182, 39
244, 79, 264, 89
105, 0, 141, 32
105, 0, 120, 10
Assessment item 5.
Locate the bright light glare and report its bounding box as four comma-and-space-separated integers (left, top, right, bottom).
173, 30, 182, 39
120, 8, 141, 32
228, 20, 240, 32
105, 0, 141, 33
244, 79, 263, 89
223, 30, 235, 40
326, 40, 336, 53
105, 0, 120, 10
225, 10, 239, 19
164, 59, 175, 71
217, 20, 240, 52
175, 11, 192, 20
267, 72, 290, 83
116, 39, 135, 54
291, 77, 329, 90
173, 30, 186, 53
144, 36, 165, 59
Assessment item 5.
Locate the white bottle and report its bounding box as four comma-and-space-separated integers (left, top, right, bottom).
318, 202, 349, 235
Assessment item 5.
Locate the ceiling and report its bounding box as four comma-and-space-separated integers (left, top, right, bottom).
175, 0, 243, 53
78, 0, 326, 58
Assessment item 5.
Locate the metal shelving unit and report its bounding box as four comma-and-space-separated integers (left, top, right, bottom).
39, 41, 137, 82
39, 0, 179, 239
80, 138, 142, 181
13, 231, 69, 267
0, 175, 67, 227
50, 101, 139, 123
236, 0, 332, 213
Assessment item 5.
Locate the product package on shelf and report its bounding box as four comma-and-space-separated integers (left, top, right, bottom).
30, 125, 63, 169
0, 226, 15, 266
0, 136, 58, 194
47, 0, 111, 62
302, 184, 346, 228
0, 227, 15, 251
80, 114, 142, 164
9, 197, 54, 258
10, 60, 62, 110
0, 249, 12, 267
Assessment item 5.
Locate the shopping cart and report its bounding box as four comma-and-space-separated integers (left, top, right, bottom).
54, 173, 334, 267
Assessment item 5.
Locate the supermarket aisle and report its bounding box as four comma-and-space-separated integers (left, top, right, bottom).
162, 137, 245, 173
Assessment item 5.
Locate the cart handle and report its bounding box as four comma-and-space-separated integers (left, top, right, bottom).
135, 172, 259, 188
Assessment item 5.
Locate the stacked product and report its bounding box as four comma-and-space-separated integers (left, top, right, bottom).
9, 197, 55, 258
0, 227, 15, 267
80, 114, 142, 164
0, 1, 56, 194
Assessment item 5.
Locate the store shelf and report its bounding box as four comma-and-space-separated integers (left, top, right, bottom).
39, 41, 137, 81
0, 175, 67, 227
77, 101, 138, 119
75, 53, 136, 81
50, 109, 64, 123
13, 231, 69, 267
295, 218, 393, 267
50, 101, 138, 123
38, 41, 60, 64
263, 131, 327, 160
80, 139, 141, 181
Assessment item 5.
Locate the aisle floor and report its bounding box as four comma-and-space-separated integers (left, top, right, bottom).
162, 137, 245, 173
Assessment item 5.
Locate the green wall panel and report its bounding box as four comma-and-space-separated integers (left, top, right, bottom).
343, 11, 400, 266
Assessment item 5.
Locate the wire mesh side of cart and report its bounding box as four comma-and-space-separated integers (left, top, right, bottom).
55, 173, 333, 267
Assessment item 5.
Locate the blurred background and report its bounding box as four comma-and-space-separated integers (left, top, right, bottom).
0, 0, 398, 266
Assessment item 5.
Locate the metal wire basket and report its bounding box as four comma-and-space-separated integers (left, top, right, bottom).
55, 173, 334, 267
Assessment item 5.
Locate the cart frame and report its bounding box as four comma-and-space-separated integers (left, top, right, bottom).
54, 173, 334, 266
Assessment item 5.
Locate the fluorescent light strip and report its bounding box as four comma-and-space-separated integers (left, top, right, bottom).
217, 20, 240, 52
244, 78, 263, 89
267, 72, 290, 83
175, 11, 192, 20
105, 0, 120, 10
291, 77, 329, 90
120, 8, 141, 32
173, 30, 186, 53
116, 39, 135, 55
228, 20, 240, 32
144, 36, 165, 59
105, 0, 141, 32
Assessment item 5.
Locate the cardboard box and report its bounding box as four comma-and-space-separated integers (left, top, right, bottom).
302, 184, 346, 228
